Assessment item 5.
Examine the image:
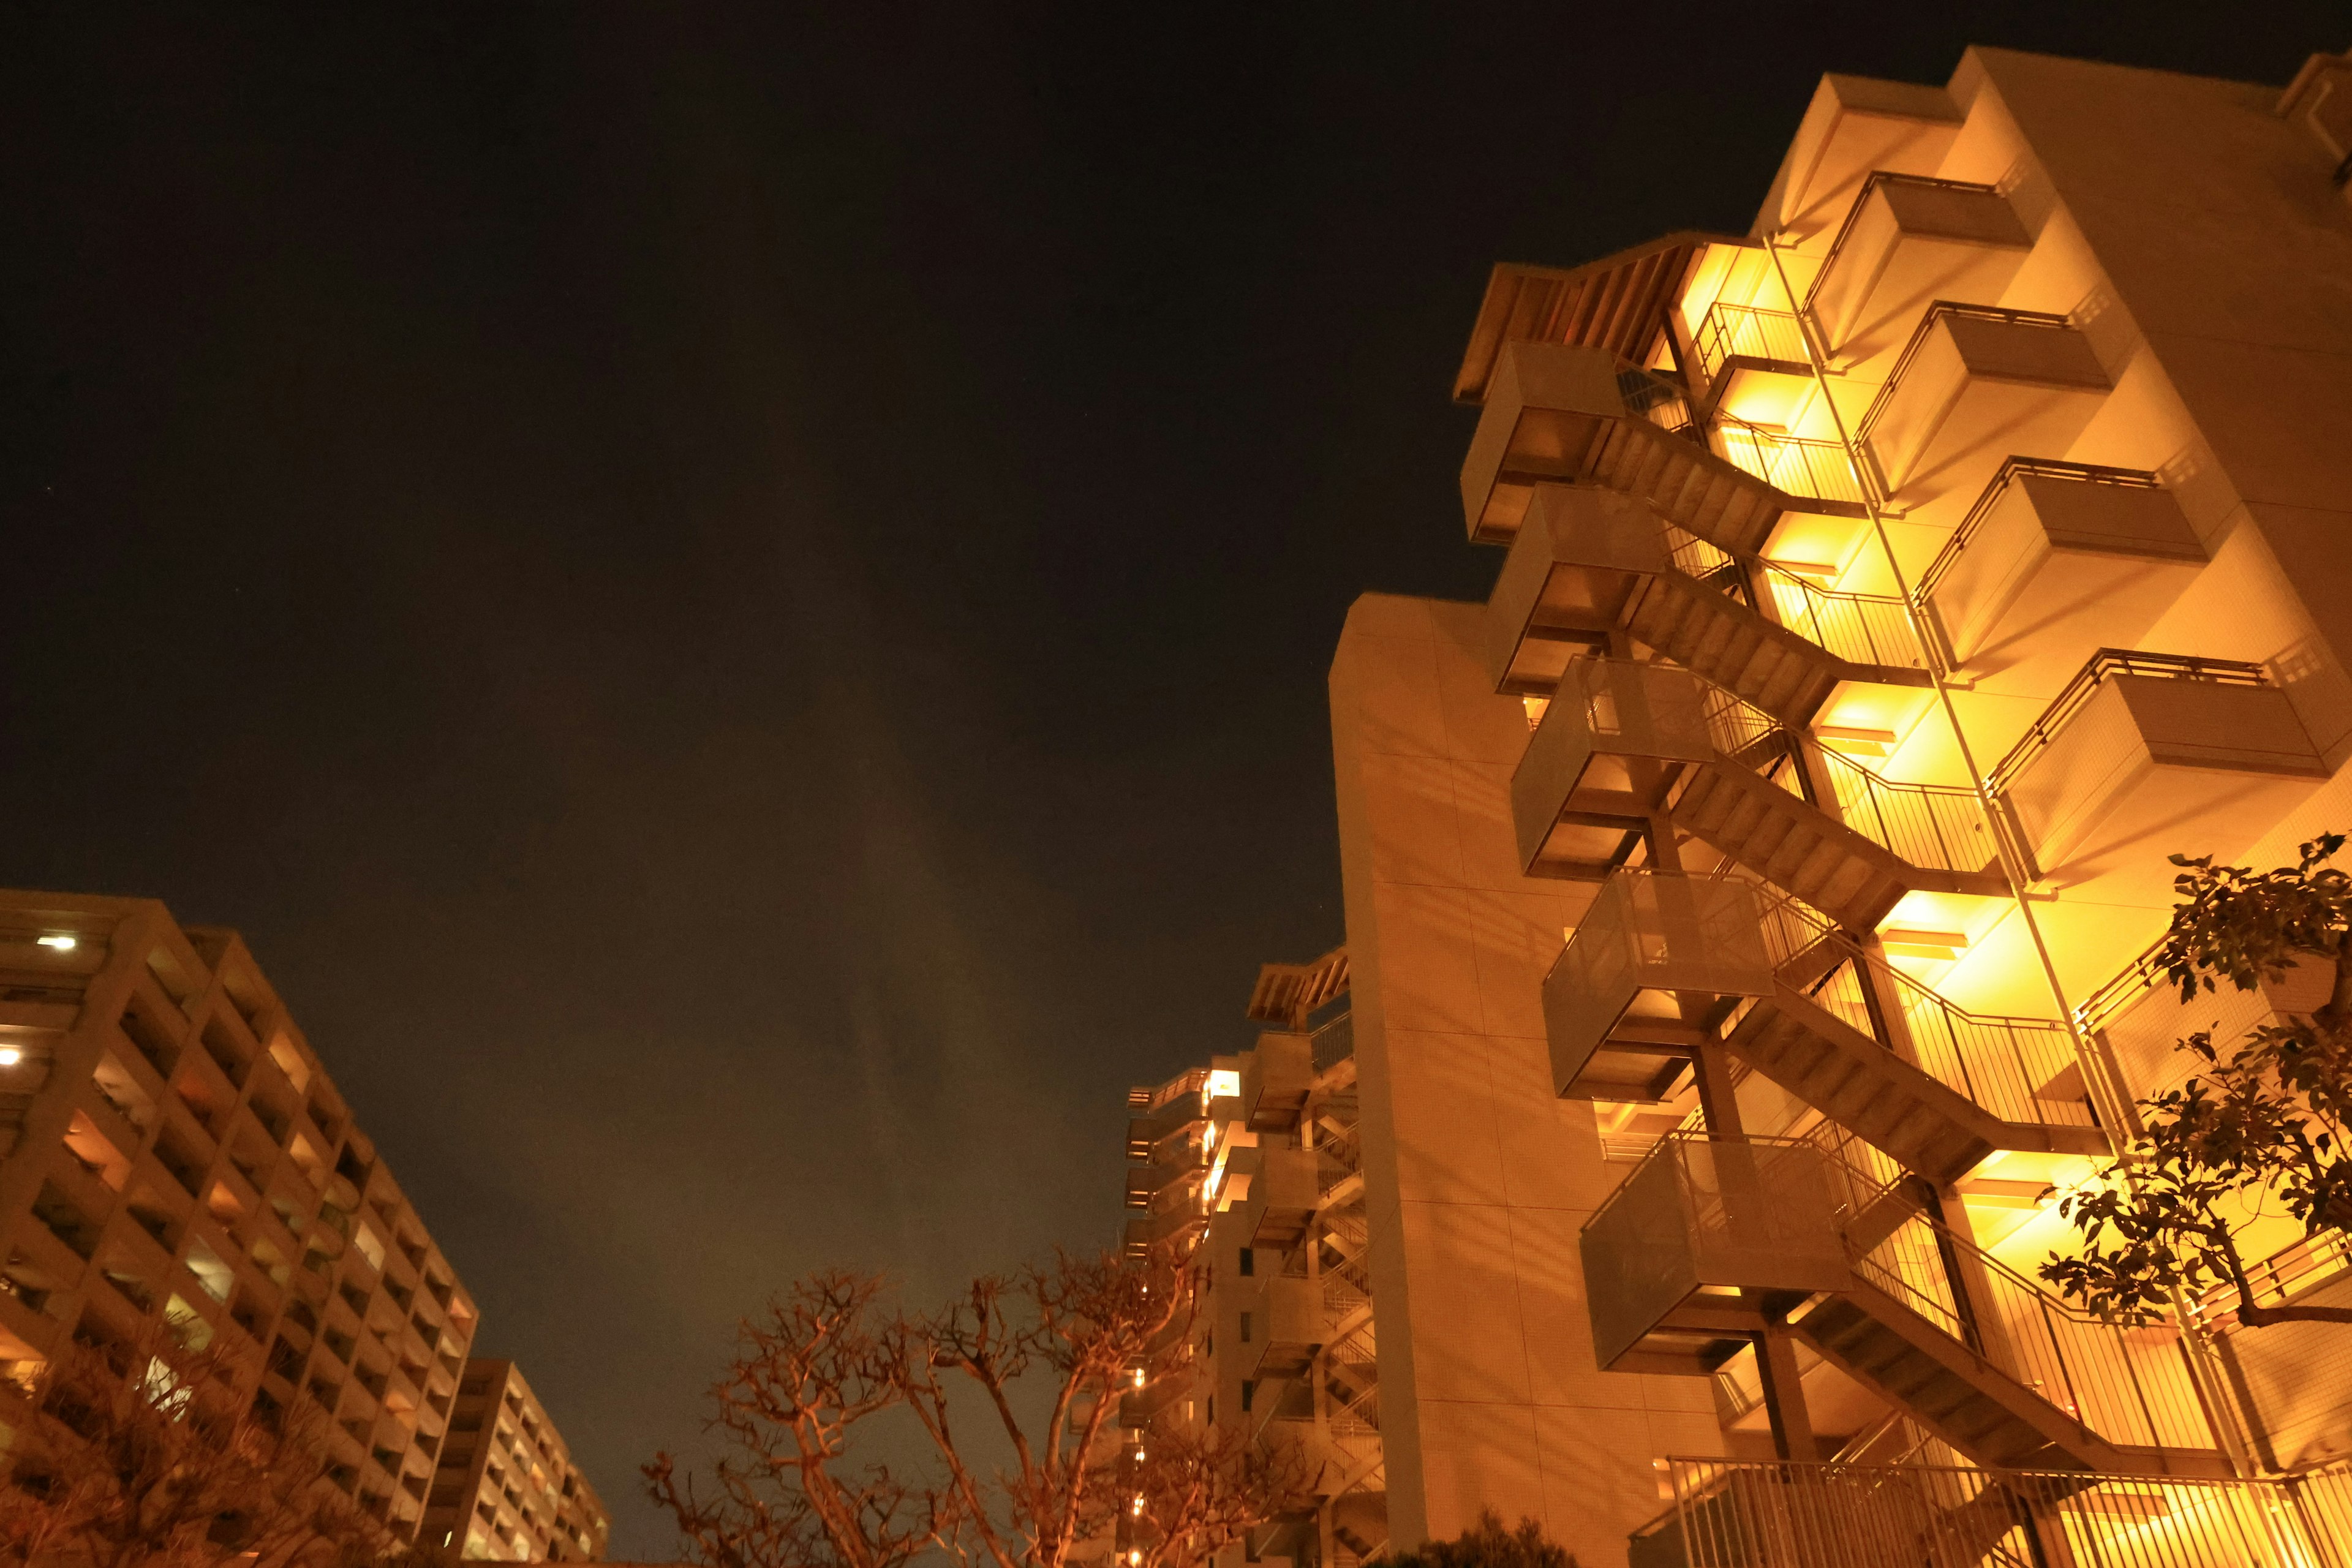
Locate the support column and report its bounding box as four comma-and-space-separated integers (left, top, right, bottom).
1755, 1322, 1819, 1461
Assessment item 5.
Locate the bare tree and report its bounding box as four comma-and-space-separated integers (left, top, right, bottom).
648, 1245, 1314, 1568
0, 1321, 400, 1568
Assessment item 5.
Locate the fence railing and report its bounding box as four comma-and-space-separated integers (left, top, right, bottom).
1713, 420, 1869, 508
1693, 301, 1811, 379
1985, 647, 2271, 797
1748, 884, 2089, 1132
1637, 1457, 2343, 1568
1917, 456, 2165, 602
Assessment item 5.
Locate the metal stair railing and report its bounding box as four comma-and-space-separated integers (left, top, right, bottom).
1615, 359, 1866, 509
1664, 526, 1922, 671
1692, 301, 1811, 379
1692, 684, 1991, 876
1984, 647, 2270, 797
1746, 883, 2091, 1133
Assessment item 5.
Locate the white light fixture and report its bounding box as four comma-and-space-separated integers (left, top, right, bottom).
0, 1049, 20, 1067
36, 936, 74, 951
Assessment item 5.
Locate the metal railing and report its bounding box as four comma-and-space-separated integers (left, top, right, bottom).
1802, 171, 2008, 312
1692, 301, 1811, 379
1749, 884, 2089, 1131
1853, 301, 2081, 453
1310, 1013, 1355, 1073
1842, 1198, 2212, 1452
1617, 363, 1702, 441
2073, 933, 2174, 1035
1637, 1457, 2343, 1568
1713, 420, 1869, 508
1985, 647, 2271, 797
1917, 456, 2165, 602
1665, 525, 1920, 671
2193, 1231, 2352, 1330
1695, 685, 1990, 876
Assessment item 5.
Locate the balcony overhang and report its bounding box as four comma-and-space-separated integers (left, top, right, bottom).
1459, 341, 1629, 543
1808, 176, 2031, 372
1925, 462, 2204, 680
1860, 306, 2112, 530
1542, 871, 1773, 1097
1511, 658, 1713, 878
1452, 235, 1728, 405
1483, 486, 1667, 694
1999, 665, 2326, 897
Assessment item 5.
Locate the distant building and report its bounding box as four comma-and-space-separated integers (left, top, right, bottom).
0, 889, 604, 1551
422, 1357, 610, 1561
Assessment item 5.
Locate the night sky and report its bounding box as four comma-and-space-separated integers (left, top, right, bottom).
1, 4, 2339, 1555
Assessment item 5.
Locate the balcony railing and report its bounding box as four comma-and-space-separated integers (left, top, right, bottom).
1852, 300, 2082, 453
1713, 421, 1868, 508
1984, 647, 2271, 798
1917, 456, 2166, 602
1309, 1013, 1354, 1073
1801, 172, 2009, 311
1692, 301, 1812, 379
1635, 1458, 2346, 1568
1746, 884, 2089, 1132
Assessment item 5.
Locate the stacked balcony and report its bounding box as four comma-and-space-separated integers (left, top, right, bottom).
1988, 650, 2326, 888
1856, 304, 2112, 532
1807, 175, 2032, 376
1923, 461, 2204, 680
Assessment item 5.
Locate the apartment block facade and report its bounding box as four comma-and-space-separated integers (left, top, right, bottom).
420, 1358, 611, 1562
1134, 39, 2352, 1568
0, 888, 600, 1555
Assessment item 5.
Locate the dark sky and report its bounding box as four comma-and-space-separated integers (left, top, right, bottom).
1, 3, 2339, 1555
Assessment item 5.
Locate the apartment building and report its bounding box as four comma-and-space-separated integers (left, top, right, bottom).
420, 1358, 611, 1561
1122, 949, 1385, 1568
1314, 40, 2352, 1568
0, 888, 486, 1540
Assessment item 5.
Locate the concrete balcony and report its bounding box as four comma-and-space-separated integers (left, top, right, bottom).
1482, 486, 1668, 693
1580, 1134, 1849, 1373
1458, 339, 1630, 542
1511, 657, 1713, 878
1990, 650, 2328, 887
1858, 304, 2111, 528
1239, 1031, 1313, 1134
1245, 1273, 1325, 1380
1541, 870, 1773, 1099
1923, 460, 2204, 677
1806, 175, 2032, 372
1246, 1145, 1322, 1253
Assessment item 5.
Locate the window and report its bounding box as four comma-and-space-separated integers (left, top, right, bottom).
1241, 1380, 1254, 1413
1238, 1247, 1253, 1277
1239, 1313, 1251, 1344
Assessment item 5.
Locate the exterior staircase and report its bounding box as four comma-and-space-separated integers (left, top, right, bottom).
1668, 761, 1939, 930
1587, 410, 1806, 557
1624, 563, 1922, 728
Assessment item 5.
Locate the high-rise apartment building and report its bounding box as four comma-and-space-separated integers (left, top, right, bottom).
421, 1358, 611, 1562
1140, 39, 2352, 1568
0, 888, 596, 1552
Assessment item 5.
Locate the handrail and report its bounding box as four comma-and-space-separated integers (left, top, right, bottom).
1664, 525, 1920, 670
1691, 301, 1809, 380
2073, 933, 2173, 1035
1747, 881, 2086, 1130
1694, 684, 1989, 876
1917, 456, 2165, 601
1616, 357, 1864, 507
2192, 1231, 2352, 1328
1985, 647, 2270, 797
1852, 300, 2079, 452
1802, 172, 2007, 312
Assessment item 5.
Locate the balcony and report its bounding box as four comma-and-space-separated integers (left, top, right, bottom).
1512, 658, 1714, 878
1857, 304, 2111, 528
1923, 459, 2204, 676
1690, 302, 1812, 427
1541, 870, 1773, 1098
1458, 339, 1630, 541
1482, 485, 1668, 693
1806, 173, 2033, 372
1238, 1031, 1313, 1135
1580, 1134, 1850, 1372
1989, 650, 2326, 888
1245, 1145, 1321, 1253
1245, 1273, 1324, 1381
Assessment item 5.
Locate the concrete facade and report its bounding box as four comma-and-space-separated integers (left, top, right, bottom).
421, 1358, 612, 1561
